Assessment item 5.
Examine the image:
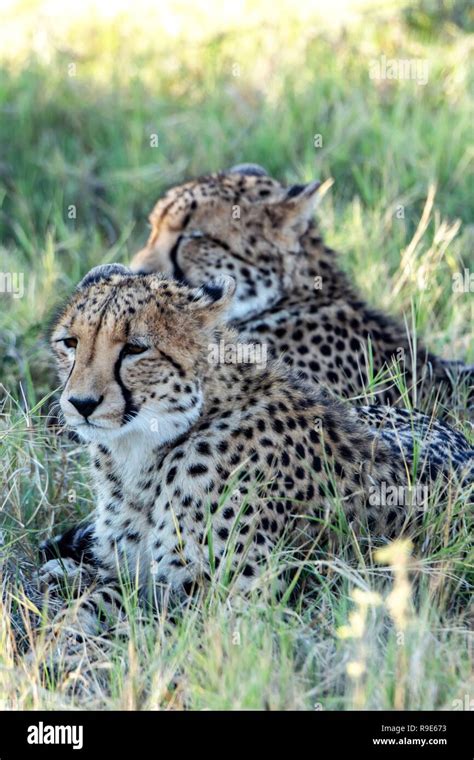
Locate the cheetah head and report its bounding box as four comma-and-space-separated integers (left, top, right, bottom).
51, 264, 235, 446
130, 166, 330, 321
131, 166, 283, 276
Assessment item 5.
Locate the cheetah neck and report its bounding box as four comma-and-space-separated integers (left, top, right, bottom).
201, 325, 272, 395
288, 223, 355, 300
94, 400, 204, 487
89, 390, 204, 484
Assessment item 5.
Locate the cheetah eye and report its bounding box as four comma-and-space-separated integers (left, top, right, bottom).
62, 337, 78, 349
123, 342, 148, 356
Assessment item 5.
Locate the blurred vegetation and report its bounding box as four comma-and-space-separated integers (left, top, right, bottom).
405, 0, 474, 34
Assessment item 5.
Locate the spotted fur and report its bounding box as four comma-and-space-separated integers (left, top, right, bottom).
130, 167, 472, 411
42, 264, 472, 635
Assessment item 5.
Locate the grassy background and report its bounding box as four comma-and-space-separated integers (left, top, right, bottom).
0, 0, 473, 709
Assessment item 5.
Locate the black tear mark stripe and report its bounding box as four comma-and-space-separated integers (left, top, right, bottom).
181, 212, 191, 229
169, 235, 189, 284
114, 349, 140, 425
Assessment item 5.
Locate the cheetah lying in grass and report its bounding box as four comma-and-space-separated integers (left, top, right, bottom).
40, 264, 473, 637
130, 164, 472, 412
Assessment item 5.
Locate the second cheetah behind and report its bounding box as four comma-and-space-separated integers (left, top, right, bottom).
130, 165, 472, 412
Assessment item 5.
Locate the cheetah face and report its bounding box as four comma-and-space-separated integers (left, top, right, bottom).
51, 264, 235, 446
131, 167, 328, 322
131, 167, 284, 276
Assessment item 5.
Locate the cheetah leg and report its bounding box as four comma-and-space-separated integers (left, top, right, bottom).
38, 521, 122, 638
41, 572, 128, 646
63, 580, 127, 637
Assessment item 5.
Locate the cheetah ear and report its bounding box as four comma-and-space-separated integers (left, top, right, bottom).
77, 263, 132, 290
188, 275, 236, 324
272, 178, 334, 225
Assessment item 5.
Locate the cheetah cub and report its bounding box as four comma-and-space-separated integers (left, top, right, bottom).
42, 264, 472, 634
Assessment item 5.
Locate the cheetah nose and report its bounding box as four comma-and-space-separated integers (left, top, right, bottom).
68, 395, 104, 419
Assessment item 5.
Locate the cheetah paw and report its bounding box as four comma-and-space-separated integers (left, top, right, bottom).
38, 558, 94, 593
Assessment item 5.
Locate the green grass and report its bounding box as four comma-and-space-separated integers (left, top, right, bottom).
0, 0, 473, 710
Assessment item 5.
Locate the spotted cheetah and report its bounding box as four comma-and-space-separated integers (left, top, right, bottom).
130, 164, 472, 412
40, 264, 472, 636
